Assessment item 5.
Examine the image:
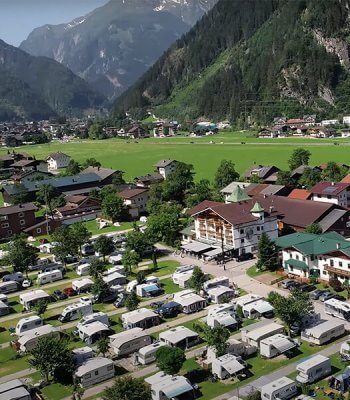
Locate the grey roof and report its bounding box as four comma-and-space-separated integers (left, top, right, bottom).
135, 173, 164, 183
80, 166, 119, 179
261, 377, 295, 393
260, 185, 285, 196
0, 386, 30, 400
220, 181, 251, 195
303, 320, 344, 339
0, 203, 37, 215
75, 357, 113, 377
0, 379, 25, 394
318, 209, 347, 232
154, 159, 175, 168
47, 152, 69, 160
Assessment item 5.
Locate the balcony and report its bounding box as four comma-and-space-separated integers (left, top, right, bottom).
325, 265, 350, 278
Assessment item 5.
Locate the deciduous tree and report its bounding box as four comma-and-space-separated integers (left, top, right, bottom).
102, 193, 125, 222
202, 325, 230, 357
96, 337, 109, 357
52, 226, 79, 263
102, 376, 151, 400
288, 148, 311, 170
155, 346, 186, 375
214, 160, 239, 190
89, 259, 107, 279
66, 159, 81, 175
305, 223, 322, 234
125, 291, 140, 311
95, 235, 115, 262
122, 250, 141, 275
188, 266, 207, 294
4, 235, 37, 278
70, 223, 91, 256
33, 300, 48, 318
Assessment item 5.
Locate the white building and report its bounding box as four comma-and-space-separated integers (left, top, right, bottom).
260, 334, 297, 358
321, 119, 339, 126
154, 159, 177, 180
46, 152, 70, 171
117, 188, 149, 218
310, 182, 350, 208
145, 372, 194, 400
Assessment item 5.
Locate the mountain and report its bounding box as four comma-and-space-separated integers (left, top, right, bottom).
20, 0, 218, 99
112, 0, 350, 124
0, 39, 106, 121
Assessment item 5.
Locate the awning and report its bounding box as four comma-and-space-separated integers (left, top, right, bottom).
182, 241, 213, 253
274, 337, 297, 353
143, 284, 160, 293
163, 381, 193, 398
203, 248, 223, 258
216, 315, 237, 327
247, 300, 273, 314
223, 359, 245, 375
284, 259, 308, 271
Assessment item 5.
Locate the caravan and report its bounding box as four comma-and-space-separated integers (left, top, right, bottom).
260, 334, 297, 359
137, 342, 167, 365
121, 308, 160, 330
0, 294, 9, 316
261, 377, 298, 400
74, 357, 114, 388
76, 263, 90, 276
15, 316, 43, 336
0, 281, 18, 294
296, 355, 331, 383
77, 321, 110, 345
109, 328, 152, 358
203, 276, 230, 292
58, 300, 93, 323
72, 278, 94, 294
2, 272, 24, 284
37, 269, 63, 285
16, 324, 60, 352
301, 320, 345, 345
20, 290, 51, 311
76, 312, 110, 330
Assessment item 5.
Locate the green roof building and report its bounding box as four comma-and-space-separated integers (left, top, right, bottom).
227, 186, 250, 203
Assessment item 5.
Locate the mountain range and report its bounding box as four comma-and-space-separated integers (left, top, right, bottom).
0, 39, 106, 121
20, 0, 218, 99
112, 0, 350, 124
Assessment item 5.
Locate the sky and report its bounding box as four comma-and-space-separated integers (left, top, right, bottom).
0, 0, 109, 46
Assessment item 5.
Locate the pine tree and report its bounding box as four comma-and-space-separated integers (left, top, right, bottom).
256, 232, 277, 271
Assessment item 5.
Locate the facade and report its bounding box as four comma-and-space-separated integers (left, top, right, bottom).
54, 195, 101, 219
117, 188, 149, 218
46, 152, 70, 171
275, 232, 350, 283
0, 203, 37, 237
310, 181, 350, 207
154, 159, 177, 180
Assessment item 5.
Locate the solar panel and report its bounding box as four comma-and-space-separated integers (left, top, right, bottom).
323, 186, 338, 193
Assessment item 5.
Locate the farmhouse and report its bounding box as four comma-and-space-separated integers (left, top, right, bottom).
243, 164, 280, 184
117, 187, 149, 218
154, 159, 177, 179
47, 152, 70, 171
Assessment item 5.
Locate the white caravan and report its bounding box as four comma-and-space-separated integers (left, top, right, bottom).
74, 357, 114, 388
137, 341, 167, 365
15, 316, 43, 336
261, 377, 298, 400
0, 281, 18, 294
20, 290, 50, 311
109, 328, 152, 358
296, 355, 331, 383
37, 269, 63, 285
58, 300, 93, 323
301, 320, 345, 345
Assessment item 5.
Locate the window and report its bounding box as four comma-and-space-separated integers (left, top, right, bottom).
256, 226, 260, 231
107, 365, 114, 371
20, 220, 25, 226
37, 228, 41, 234
0, 216, 7, 221
94, 371, 99, 376
290, 266, 294, 272
317, 194, 321, 198
85, 373, 91, 379
296, 255, 299, 260
18, 212, 24, 217
1, 223, 9, 228
261, 226, 264, 230
323, 271, 328, 275
240, 229, 244, 234
348, 264, 350, 269
339, 261, 343, 267
303, 257, 306, 262
330, 259, 334, 267
241, 239, 244, 244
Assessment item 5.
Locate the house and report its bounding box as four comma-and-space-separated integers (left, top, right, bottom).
154, 159, 177, 180
309, 181, 350, 208
290, 165, 320, 181
10, 170, 51, 184
173, 290, 207, 314
46, 152, 70, 171
211, 354, 246, 380
74, 357, 114, 388
275, 231, 350, 283
220, 181, 251, 202
260, 334, 297, 358
10, 158, 48, 173
300, 320, 345, 345
241, 321, 284, 347
121, 308, 160, 330
159, 326, 200, 349
126, 126, 149, 139
341, 174, 350, 184
0, 203, 37, 238
153, 122, 178, 137
245, 184, 291, 198
286, 119, 305, 127
145, 372, 195, 400
319, 162, 350, 171
80, 166, 122, 186
273, 117, 287, 126
303, 115, 317, 125
22, 218, 61, 237
54, 195, 101, 219
109, 328, 152, 357
179, 225, 196, 244
117, 188, 149, 218
288, 189, 312, 200
258, 128, 275, 138
0, 379, 31, 400
321, 119, 339, 126
187, 199, 278, 258
243, 164, 280, 184
134, 173, 164, 188
261, 377, 297, 400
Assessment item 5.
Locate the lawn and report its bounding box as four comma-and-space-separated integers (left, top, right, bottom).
140, 260, 180, 277
41, 383, 73, 400
0, 346, 29, 377
160, 278, 182, 294
83, 220, 137, 235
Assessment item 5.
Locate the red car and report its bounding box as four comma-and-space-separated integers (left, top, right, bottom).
63, 287, 77, 297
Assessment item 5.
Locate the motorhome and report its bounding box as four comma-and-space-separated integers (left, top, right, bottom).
260, 334, 297, 359
58, 300, 93, 323
2, 272, 24, 284
203, 276, 230, 292
241, 322, 284, 347
15, 316, 43, 336
145, 372, 195, 400
301, 320, 345, 345
211, 354, 246, 380
0, 294, 9, 316
77, 321, 111, 345
172, 270, 194, 288
102, 271, 126, 287
173, 290, 207, 314
16, 324, 59, 352
74, 357, 114, 388
261, 377, 298, 400
72, 278, 94, 294
136, 283, 163, 298
0, 379, 31, 400
296, 355, 331, 383
109, 328, 152, 358
0, 281, 18, 294
37, 269, 63, 285
19, 290, 50, 311
121, 308, 160, 330
159, 326, 200, 349
242, 299, 274, 319
207, 286, 235, 304
137, 341, 167, 365
76, 263, 90, 276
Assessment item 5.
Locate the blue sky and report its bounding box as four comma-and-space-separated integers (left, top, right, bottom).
0, 0, 109, 46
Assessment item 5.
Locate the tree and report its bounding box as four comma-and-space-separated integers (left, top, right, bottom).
136, 271, 146, 284
267, 290, 314, 335
70, 223, 91, 256
112, 171, 125, 187
89, 259, 107, 279
188, 266, 207, 294
83, 158, 101, 169
321, 161, 348, 182
125, 291, 140, 311
33, 300, 48, 318
126, 231, 154, 256
298, 167, 322, 188
102, 193, 125, 222
202, 325, 230, 357
96, 337, 109, 357
214, 160, 239, 190
4, 235, 37, 278
102, 376, 151, 400
256, 232, 277, 271
52, 226, 78, 263
66, 159, 81, 175
186, 179, 216, 208
162, 162, 194, 204
246, 389, 261, 400
88, 122, 104, 140
36, 184, 57, 216
155, 346, 186, 375
122, 250, 141, 274
276, 171, 296, 187
288, 148, 311, 170
91, 276, 109, 299
28, 335, 74, 382
305, 223, 322, 234
95, 235, 115, 262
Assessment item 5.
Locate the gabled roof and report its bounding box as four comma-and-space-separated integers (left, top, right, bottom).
341, 174, 350, 183
118, 188, 148, 199
80, 166, 119, 180
288, 189, 311, 200
134, 173, 164, 183
47, 152, 69, 160
310, 182, 350, 196
0, 203, 37, 215
227, 186, 250, 203
243, 165, 280, 179
154, 159, 175, 168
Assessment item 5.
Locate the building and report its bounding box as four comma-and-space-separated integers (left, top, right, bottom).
134, 173, 164, 188
321, 119, 339, 126
243, 165, 280, 184
80, 166, 122, 185
117, 188, 149, 218
145, 372, 195, 400
54, 195, 101, 220
46, 152, 70, 171
220, 181, 251, 202
154, 159, 177, 180
275, 231, 350, 283
153, 122, 178, 137
126, 126, 149, 139
0, 203, 37, 238
10, 170, 51, 184
188, 199, 278, 257
288, 189, 312, 201
303, 115, 317, 125
310, 182, 350, 207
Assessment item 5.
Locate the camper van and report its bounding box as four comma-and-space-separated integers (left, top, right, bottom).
37, 269, 63, 285
296, 355, 331, 383
20, 290, 51, 311
301, 320, 345, 345
58, 300, 93, 323
0, 280, 18, 294
74, 357, 114, 388
2, 272, 24, 284
15, 316, 43, 336
76, 263, 91, 276
137, 342, 167, 365
261, 377, 298, 400
109, 328, 152, 358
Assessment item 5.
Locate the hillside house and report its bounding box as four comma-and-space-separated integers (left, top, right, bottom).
154, 159, 177, 180
46, 152, 70, 171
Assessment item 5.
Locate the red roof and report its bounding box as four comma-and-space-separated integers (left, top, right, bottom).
310, 182, 350, 196
288, 189, 311, 200
245, 184, 269, 197
118, 188, 148, 199
341, 174, 350, 184
287, 119, 304, 124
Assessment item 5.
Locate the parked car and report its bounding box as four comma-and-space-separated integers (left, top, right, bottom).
64, 255, 78, 264
22, 279, 32, 288
299, 283, 316, 293
150, 301, 164, 309
235, 253, 254, 262
319, 291, 335, 302
288, 282, 302, 291
333, 294, 346, 301
64, 287, 77, 297
52, 290, 67, 301
310, 289, 328, 300
281, 279, 296, 289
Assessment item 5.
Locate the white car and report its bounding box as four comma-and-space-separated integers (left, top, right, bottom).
22, 279, 32, 288
80, 296, 93, 305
